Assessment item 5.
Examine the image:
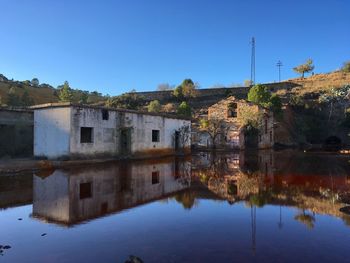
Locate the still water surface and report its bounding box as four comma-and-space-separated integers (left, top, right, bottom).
1, 151, 350, 262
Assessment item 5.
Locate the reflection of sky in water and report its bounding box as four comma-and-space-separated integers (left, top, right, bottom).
0, 152, 350, 262
1, 201, 350, 263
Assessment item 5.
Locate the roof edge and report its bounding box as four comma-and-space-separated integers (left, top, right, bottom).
30, 103, 191, 121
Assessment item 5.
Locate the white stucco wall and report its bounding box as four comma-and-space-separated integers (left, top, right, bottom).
34, 107, 71, 159
34, 105, 191, 158
124, 112, 191, 154
70, 107, 119, 156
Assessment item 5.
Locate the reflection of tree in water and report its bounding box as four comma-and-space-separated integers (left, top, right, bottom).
249, 192, 271, 207
341, 214, 350, 226
236, 172, 260, 200
294, 209, 316, 229
174, 191, 197, 210
175, 159, 192, 187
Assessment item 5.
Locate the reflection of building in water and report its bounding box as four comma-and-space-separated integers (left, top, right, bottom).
32, 158, 191, 226
192, 151, 350, 222
192, 152, 253, 202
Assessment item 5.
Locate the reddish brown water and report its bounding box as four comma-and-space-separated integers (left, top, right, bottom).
1, 151, 350, 262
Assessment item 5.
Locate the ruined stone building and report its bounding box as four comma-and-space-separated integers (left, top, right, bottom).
192, 96, 284, 150
258, 106, 295, 149
32, 103, 191, 159
193, 96, 259, 149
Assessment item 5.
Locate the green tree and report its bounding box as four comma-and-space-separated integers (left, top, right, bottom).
177, 101, 191, 117
79, 92, 89, 104
247, 84, 271, 106
173, 85, 184, 100
58, 81, 73, 102
181, 79, 197, 98
341, 61, 350, 73
247, 85, 282, 119
293, 59, 314, 78
31, 78, 39, 86
147, 100, 162, 113
267, 94, 283, 118
173, 79, 197, 100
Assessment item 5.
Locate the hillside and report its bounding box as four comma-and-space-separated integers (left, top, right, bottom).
0, 74, 106, 106
0, 81, 58, 105
276, 71, 350, 97
1, 71, 349, 109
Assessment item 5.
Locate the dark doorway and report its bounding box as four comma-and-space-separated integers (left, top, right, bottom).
120, 128, 131, 155
175, 131, 180, 151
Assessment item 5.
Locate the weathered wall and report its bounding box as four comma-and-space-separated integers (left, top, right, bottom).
137, 87, 248, 103
34, 107, 71, 159
70, 107, 119, 157
69, 106, 191, 158
258, 111, 274, 149
0, 109, 33, 157
123, 112, 191, 156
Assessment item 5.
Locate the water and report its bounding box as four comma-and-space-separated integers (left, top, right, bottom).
1, 151, 350, 262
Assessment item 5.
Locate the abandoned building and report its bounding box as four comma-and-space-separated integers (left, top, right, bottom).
32, 103, 191, 159
192, 96, 285, 150
192, 96, 258, 149
0, 108, 34, 157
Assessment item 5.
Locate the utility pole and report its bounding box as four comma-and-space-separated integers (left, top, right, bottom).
276, 60, 283, 82
250, 37, 256, 86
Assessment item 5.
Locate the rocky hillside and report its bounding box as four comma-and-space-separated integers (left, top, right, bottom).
276, 71, 350, 97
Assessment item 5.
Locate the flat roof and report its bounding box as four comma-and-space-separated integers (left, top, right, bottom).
30, 102, 191, 121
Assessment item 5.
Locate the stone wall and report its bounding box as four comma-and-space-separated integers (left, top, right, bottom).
136, 82, 299, 110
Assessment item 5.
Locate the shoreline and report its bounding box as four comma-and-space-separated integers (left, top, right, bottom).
0, 153, 190, 174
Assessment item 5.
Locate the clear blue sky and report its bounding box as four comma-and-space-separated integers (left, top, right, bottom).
1, 0, 349, 95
